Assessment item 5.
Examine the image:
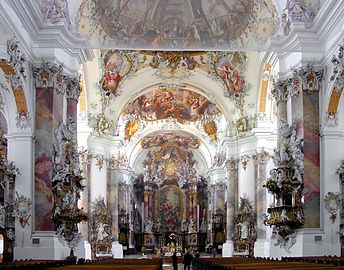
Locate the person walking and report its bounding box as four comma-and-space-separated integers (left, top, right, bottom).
172, 252, 178, 270
182, 250, 193, 270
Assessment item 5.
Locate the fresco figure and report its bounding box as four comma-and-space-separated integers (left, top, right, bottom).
101, 52, 126, 96
216, 54, 246, 95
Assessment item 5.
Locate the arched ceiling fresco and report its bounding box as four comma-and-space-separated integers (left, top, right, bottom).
123, 87, 221, 124
77, 0, 277, 50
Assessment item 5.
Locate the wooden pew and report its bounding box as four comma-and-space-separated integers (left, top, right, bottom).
195, 257, 344, 270
47, 258, 162, 270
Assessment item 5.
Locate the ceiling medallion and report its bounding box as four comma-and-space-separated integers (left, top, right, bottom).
99, 50, 139, 97
208, 52, 248, 99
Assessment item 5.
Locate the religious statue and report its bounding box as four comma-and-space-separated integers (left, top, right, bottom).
280, 209, 289, 222
200, 218, 207, 232
97, 223, 108, 241
236, 221, 249, 240
188, 219, 195, 233
145, 219, 154, 234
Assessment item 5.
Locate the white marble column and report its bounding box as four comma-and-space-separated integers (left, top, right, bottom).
75, 152, 91, 259
238, 155, 254, 202
207, 184, 215, 245
252, 150, 270, 257
90, 155, 107, 202
222, 157, 238, 257
7, 133, 35, 260
109, 167, 124, 258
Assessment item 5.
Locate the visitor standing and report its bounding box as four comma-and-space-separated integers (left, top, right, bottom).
182, 250, 193, 270
172, 252, 178, 270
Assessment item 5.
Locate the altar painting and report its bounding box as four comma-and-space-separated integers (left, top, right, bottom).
157, 185, 184, 232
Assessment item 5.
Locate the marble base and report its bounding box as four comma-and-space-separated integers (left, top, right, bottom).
111, 241, 123, 258
14, 234, 69, 260
254, 239, 270, 257
75, 240, 92, 260
222, 240, 234, 257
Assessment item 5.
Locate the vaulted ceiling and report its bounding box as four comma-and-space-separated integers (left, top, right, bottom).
33, 0, 322, 173
77, 0, 277, 50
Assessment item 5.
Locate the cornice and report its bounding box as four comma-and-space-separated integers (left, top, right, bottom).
263, 1, 344, 64
315, 0, 344, 50
5, 0, 94, 64
320, 130, 344, 140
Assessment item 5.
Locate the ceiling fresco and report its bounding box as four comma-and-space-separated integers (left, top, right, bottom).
97, 50, 248, 99
100, 50, 133, 96
141, 131, 200, 149
123, 87, 221, 124
77, 0, 277, 50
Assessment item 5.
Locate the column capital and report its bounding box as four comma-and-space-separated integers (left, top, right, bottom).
215, 182, 226, 192
225, 157, 239, 171
272, 64, 324, 105
252, 150, 270, 165
33, 62, 81, 101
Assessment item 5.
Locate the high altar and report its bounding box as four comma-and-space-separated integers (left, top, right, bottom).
131, 133, 211, 252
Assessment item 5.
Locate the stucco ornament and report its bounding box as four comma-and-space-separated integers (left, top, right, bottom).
7, 37, 26, 77
286, 0, 317, 28
330, 42, 344, 90
42, 0, 70, 25
324, 192, 340, 223
13, 192, 32, 228
272, 64, 323, 104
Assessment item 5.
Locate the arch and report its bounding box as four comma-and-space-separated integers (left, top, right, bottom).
105, 67, 234, 127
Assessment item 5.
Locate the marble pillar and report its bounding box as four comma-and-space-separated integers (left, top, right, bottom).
252, 150, 270, 257
31, 63, 84, 259
291, 90, 321, 228
222, 157, 238, 257
207, 185, 215, 245
108, 168, 123, 258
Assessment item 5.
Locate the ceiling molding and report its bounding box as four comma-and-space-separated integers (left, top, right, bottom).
4, 0, 94, 64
